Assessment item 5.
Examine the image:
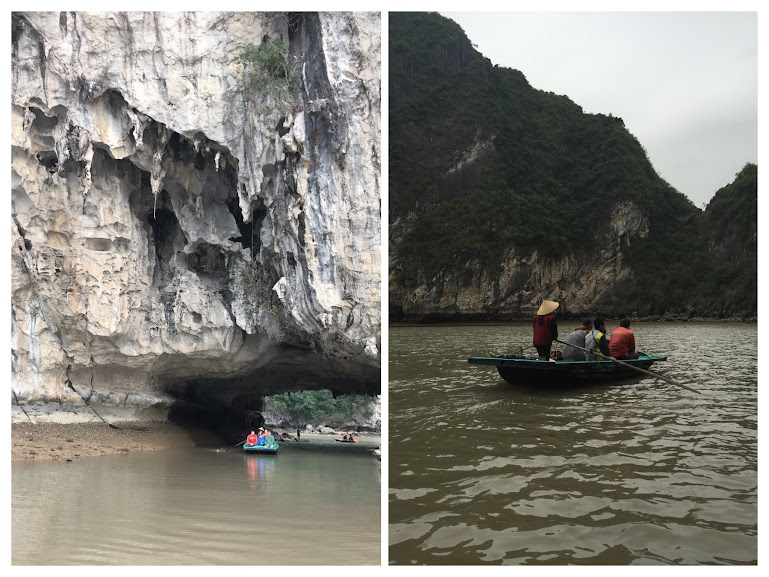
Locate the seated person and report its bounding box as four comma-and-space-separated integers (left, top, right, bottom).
256, 428, 266, 446
609, 318, 640, 359
246, 430, 258, 446
563, 318, 593, 360
585, 317, 611, 360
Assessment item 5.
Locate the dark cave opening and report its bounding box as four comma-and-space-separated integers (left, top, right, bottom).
188, 242, 227, 277
226, 195, 253, 249
166, 393, 380, 445
146, 190, 183, 278
166, 132, 189, 163
194, 150, 207, 171
298, 212, 306, 247
159, 342, 381, 443
226, 196, 267, 255
167, 401, 261, 444
35, 150, 58, 172
286, 12, 302, 42
29, 106, 59, 132
252, 204, 267, 253
165, 385, 380, 445
165, 129, 223, 173
275, 116, 290, 136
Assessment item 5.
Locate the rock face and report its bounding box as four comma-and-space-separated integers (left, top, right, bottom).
11, 12, 381, 419
390, 197, 649, 321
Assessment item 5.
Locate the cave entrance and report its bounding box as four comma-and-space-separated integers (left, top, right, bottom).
226, 196, 267, 255
262, 389, 379, 434
165, 382, 380, 444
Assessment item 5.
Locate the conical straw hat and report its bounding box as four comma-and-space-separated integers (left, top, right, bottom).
536, 300, 559, 315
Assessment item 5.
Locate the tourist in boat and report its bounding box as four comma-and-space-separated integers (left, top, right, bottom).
609, 318, 640, 359
562, 318, 593, 360
342, 433, 348, 441
256, 427, 266, 446
245, 430, 258, 447
532, 299, 559, 359
585, 317, 611, 360
348, 432, 355, 442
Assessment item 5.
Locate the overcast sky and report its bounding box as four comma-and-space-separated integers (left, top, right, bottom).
441, 11, 758, 209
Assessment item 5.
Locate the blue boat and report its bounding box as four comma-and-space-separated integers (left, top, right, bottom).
468, 352, 667, 387
242, 435, 279, 454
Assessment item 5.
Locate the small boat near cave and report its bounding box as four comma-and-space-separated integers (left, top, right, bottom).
242, 439, 279, 454
468, 352, 667, 387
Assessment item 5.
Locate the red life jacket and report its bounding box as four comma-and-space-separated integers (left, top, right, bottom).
533, 313, 555, 345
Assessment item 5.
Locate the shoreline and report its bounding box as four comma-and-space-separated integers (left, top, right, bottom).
11, 420, 198, 462
11, 403, 381, 462
11, 422, 381, 462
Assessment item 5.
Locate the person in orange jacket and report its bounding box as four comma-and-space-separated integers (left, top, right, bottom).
609, 318, 640, 359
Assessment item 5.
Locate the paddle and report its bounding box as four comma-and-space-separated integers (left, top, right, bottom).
219, 440, 245, 452
553, 338, 700, 395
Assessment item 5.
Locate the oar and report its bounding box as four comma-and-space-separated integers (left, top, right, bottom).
219, 440, 245, 452
553, 339, 700, 395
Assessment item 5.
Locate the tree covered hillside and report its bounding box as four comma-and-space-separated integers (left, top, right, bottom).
389, 12, 756, 319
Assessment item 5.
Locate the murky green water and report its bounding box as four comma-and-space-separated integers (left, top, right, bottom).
13, 443, 381, 565
389, 323, 757, 565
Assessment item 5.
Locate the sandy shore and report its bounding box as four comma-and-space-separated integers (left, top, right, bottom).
11, 400, 381, 463
11, 423, 381, 462
278, 430, 381, 444
11, 421, 198, 462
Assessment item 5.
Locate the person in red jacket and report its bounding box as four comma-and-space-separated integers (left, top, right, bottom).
609, 318, 640, 359
245, 430, 258, 446
532, 299, 559, 359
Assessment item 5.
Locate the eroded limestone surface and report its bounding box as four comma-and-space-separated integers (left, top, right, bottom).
11, 12, 381, 419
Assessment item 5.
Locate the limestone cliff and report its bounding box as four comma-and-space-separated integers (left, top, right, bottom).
391, 195, 649, 321
11, 11, 381, 422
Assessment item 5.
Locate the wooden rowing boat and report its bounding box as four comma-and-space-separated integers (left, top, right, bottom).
468, 352, 667, 386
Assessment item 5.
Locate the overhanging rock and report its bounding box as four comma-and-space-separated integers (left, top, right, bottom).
11, 12, 381, 419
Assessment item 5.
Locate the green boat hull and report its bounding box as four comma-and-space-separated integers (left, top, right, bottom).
242, 441, 279, 454
468, 352, 667, 386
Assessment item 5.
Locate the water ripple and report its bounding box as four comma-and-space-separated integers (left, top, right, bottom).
389, 323, 757, 565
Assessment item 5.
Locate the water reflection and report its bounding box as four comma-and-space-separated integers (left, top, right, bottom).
14, 447, 380, 565
245, 455, 275, 490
